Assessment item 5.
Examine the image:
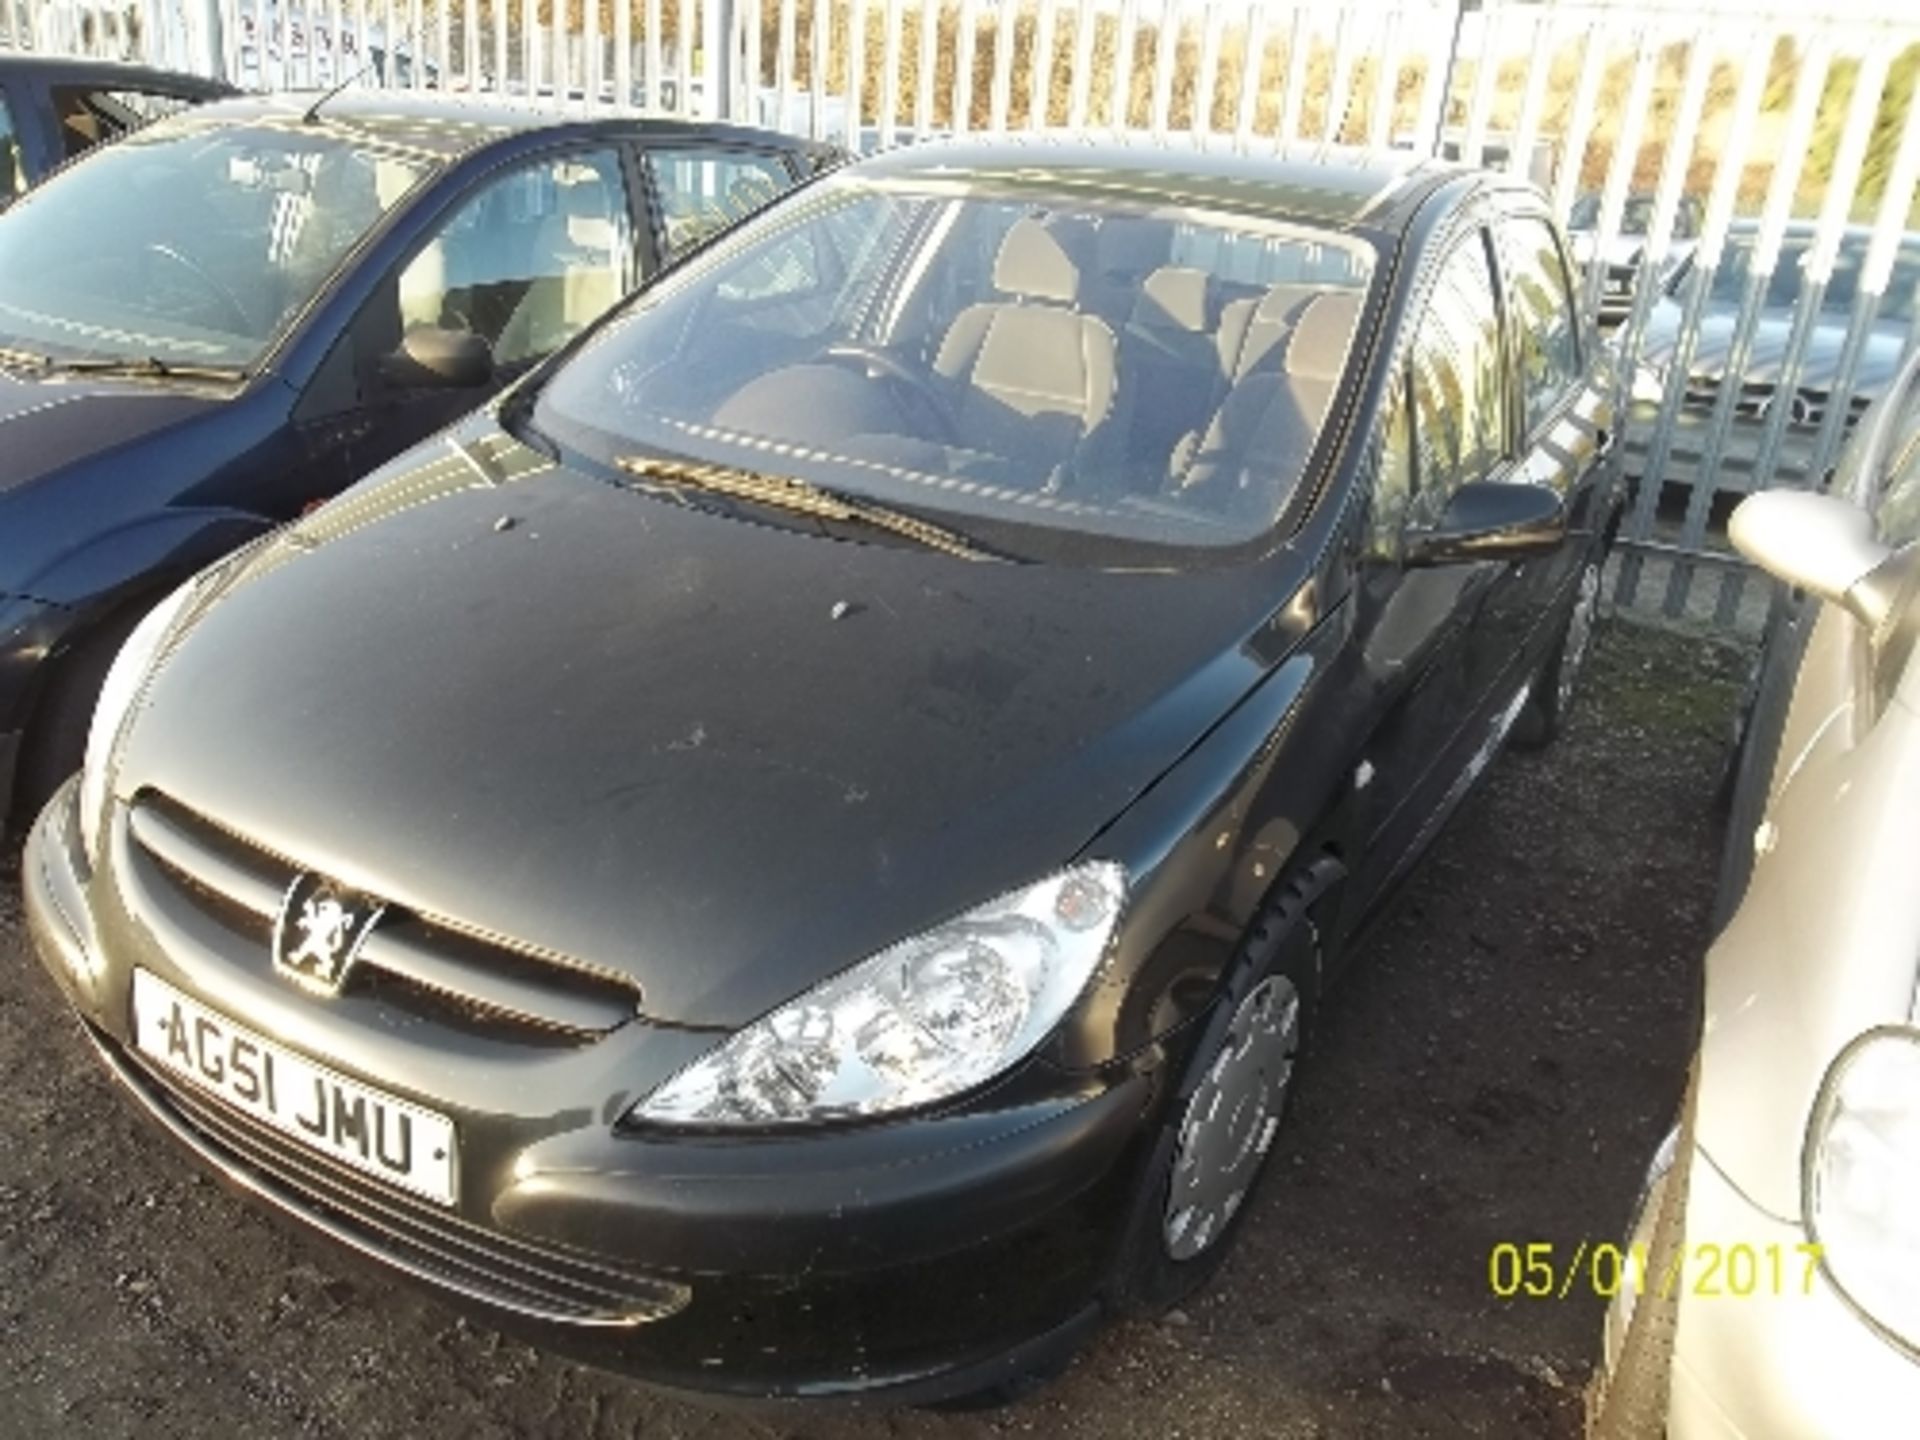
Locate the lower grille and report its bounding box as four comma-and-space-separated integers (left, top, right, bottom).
101, 1029, 689, 1327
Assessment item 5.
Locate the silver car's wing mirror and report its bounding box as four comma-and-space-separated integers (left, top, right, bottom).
1730, 490, 1896, 630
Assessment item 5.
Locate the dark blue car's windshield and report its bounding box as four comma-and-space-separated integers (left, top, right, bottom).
532, 174, 1376, 552
0, 116, 431, 369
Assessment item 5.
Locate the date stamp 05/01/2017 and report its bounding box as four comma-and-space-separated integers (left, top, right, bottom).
1488, 1242, 1827, 1302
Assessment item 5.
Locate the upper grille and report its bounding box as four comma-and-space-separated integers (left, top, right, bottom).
1680, 375, 1876, 430
104, 1031, 687, 1327
126, 794, 641, 1043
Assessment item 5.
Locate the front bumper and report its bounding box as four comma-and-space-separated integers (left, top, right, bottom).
1652, 1140, 1920, 1438
23, 781, 1156, 1401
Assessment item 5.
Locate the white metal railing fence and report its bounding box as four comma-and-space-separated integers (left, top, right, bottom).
6, 0, 1920, 635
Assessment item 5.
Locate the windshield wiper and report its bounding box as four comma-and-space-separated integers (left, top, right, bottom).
616, 457, 998, 563
52, 356, 247, 383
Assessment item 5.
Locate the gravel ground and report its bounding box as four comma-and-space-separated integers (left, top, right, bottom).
0, 619, 1746, 1440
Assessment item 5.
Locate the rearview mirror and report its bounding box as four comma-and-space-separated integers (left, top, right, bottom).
1404, 481, 1568, 568
381, 326, 494, 390
1729, 489, 1896, 629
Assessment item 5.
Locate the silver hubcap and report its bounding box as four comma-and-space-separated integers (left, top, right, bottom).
1164, 974, 1300, 1261
1558, 561, 1602, 714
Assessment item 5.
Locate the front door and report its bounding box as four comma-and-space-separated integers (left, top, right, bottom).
290, 144, 642, 507
1349, 224, 1517, 905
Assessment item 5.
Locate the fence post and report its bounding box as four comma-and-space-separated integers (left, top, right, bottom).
1430, 0, 1480, 154
714, 0, 737, 121
190, 0, 228, 79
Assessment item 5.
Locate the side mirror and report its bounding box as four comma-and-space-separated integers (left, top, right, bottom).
1404, 481, 1568, 567
381, 325, 494, 390
1729, 490, 1896, 629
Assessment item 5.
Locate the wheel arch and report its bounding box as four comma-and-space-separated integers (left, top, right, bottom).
4, 507, 270, 817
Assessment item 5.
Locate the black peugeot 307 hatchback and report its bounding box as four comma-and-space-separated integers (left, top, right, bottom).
24, 136, 1618, 1403
0, 90, 835, 824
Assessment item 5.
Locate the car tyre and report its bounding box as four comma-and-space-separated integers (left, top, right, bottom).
12, 605, 144, 828
1108, 871, 1323, 1315
1512, 551, 1604, 750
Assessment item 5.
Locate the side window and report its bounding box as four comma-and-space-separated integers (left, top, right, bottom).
50, 86, 190, 162
1498, 215, 1583, 435
1369, 369, 1416, 555
645, 147, 793, 260
0, 92, 23, 204
100, 89, 202, 125
1407, 231, 1504, 523
391, 148, 634, 373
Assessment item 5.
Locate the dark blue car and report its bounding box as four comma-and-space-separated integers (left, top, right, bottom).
0, 90, 837, 821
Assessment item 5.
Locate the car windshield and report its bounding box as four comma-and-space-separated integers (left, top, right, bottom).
531, 173, 1377, 556
0, 117, 431, 370
1708, 233, 1920, 324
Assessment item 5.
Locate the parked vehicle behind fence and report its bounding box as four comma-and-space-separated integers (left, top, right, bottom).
0, 53, 235, 207
25, 135, 1621, 1404
1625, 220, 1920, 499
1596, 344, 1920, 1437
0, 90, 836, 825
1568, 191, 1702, 328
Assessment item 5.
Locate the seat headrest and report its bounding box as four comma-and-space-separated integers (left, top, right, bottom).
1252, 282, 1323, 329
994, 217, 1081, 305
1135, 266, 1215, 333
1283, 291, 1364, 385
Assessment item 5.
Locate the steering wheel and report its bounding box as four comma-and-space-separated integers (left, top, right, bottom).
824, 343, 961, 444
143, 243, 253, 335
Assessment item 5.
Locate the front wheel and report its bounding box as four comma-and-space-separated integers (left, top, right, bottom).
1512, 552, 1603, 750
1110, 876, 1321, 1313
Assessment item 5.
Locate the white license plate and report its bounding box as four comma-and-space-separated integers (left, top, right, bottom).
131, 969, 457, 1206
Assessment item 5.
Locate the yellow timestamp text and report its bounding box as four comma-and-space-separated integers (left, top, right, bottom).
1487, 1241, 1826, 1301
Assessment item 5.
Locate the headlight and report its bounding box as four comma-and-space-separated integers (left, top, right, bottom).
633, 861, 1128, 1128
1806, 1027, 1920, 1351
77, 580, 196, 858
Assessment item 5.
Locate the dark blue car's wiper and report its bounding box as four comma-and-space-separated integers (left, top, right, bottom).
52, 355, 247, 383
616, 456, 999, 563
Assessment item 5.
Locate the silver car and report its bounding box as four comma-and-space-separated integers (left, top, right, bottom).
1593, 345, 1920, 1436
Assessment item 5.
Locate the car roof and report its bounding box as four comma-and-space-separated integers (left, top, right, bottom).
0, 53, 238, 95
843, 132, 1459, 233
180, 89, 831, 163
